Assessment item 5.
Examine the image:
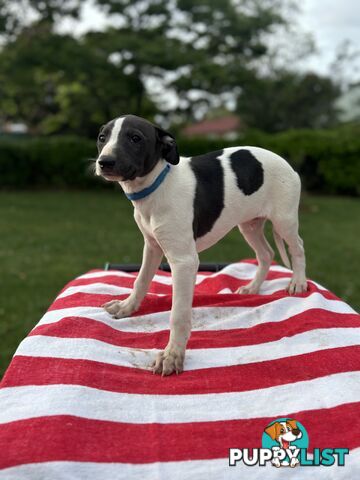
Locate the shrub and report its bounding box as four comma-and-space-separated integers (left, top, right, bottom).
0, 135, 102, 189
0, 125, 359, 194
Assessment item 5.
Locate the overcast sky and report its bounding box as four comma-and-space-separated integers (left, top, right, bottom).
298, 0, 360, 81
62, 0, 360, 84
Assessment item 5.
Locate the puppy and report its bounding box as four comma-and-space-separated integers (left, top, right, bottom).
95, 114, 307, 375
265, 419, 303, 467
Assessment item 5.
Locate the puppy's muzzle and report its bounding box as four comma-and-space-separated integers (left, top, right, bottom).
98, 155, 116, 172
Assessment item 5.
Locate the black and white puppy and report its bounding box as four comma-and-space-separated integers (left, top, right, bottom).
96, 114, 307, 376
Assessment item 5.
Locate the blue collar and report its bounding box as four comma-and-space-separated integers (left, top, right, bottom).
125, 164, 171, 201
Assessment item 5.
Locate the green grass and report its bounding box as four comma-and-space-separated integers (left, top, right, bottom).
0, 191, 359, 376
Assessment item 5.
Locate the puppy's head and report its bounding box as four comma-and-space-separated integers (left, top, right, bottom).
265, 420, 302, 445
96, 114, 179, 181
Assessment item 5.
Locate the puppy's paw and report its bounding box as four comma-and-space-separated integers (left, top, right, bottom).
272, 458, 281, 468
102, 298, 138, 319
152, 347, 185, 376
290, 458, 299, 468
286, 277, 308, 295
236, 283, 260, 295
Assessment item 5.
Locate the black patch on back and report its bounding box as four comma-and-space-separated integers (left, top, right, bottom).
190, 150, 224, 239
230, 149, 264, 195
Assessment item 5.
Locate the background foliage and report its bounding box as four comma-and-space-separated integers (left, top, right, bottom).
0, 0, 346, 136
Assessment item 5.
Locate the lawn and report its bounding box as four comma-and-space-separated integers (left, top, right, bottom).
0, 190, 359, 376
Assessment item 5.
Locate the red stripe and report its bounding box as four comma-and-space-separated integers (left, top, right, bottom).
49, 293, 273, 311
0, 403, 358, 469
49, 283, 339, 312
29, 310, 360, 349
3, 347, 360, 395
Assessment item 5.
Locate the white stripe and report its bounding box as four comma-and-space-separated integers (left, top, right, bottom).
77, 270, 136, 280
16, 328, 360, 371
38, 292, 357, 332
58, 283, 133, 298
1, 449, 359, 480
0, 371, 359, 425
57, 283, 166, 299
100, 117, 124, 156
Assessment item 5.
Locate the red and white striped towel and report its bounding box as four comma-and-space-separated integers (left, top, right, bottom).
0, 260, 359, 479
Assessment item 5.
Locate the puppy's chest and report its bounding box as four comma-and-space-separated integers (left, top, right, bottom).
134, 210, 152, 236
134, 208, 165, 240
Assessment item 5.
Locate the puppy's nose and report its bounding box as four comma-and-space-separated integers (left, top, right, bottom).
98, 156, 116, 169
292, 428, 300, 436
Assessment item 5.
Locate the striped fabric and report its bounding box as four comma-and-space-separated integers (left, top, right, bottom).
0, 260, 359, 479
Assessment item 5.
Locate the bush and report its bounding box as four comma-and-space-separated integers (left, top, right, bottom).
0, 125, 359, 194
0, 135, 102, 189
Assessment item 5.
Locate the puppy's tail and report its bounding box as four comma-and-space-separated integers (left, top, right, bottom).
273, 229, 291, 269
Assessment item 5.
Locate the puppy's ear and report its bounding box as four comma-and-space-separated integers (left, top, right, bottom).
265, 422, 279, 440
287, 419, 298, 430
156, 128, 179, 165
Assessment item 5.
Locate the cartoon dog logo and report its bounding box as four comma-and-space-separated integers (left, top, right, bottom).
264, 419, 302, 467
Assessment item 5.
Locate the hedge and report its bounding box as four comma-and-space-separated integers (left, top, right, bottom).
0, 135, 99, 189
0, 125, 359, 194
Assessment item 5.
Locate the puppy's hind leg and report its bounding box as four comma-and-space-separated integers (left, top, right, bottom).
236, 218, 274, 295
272, 216, 307, 294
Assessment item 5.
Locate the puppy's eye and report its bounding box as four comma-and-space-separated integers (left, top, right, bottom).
280, 428, 285, 433
131, 134, 141, 143
98, 134, 106, 143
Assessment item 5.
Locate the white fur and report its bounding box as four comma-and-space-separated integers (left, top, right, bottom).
102, 117, 124, 156
95, 118, 124, 177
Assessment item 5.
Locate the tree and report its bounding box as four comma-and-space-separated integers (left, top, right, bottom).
0, 0, 343, 135
0, 0, 82, 38
0, 22, 156, 135
237, 71, 340, 132
93, 0, 288, 121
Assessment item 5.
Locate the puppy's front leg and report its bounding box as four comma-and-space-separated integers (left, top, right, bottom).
104, 240, 163, 318
153, 251, 199, 375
